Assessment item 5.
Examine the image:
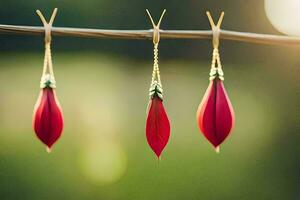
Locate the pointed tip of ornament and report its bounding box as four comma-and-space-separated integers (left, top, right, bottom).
46, 146, 52, 153
215, 146, 220, 154
157, 156, 161, 166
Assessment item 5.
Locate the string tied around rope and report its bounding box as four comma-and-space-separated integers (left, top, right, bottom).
146, 9, 166, 100
36, 8, 58, 88
207, 11, 225, 81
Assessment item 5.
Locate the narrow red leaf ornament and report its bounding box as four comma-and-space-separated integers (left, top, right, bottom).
197, 12, 234, 153
33, 9, 63, 152
146, 81, 170, 158
145, 9, 170, 159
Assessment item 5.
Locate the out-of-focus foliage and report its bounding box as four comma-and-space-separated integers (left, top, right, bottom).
0, 53, 298, 200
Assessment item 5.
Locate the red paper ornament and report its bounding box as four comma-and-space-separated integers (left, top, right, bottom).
197, 11, 235, 152
146, 9, 170, 158
145, 34, 170, 158
33, 87, 63, 151
146, 89, 170, 158
197, 78, 234, 152
33, 9, 63, 152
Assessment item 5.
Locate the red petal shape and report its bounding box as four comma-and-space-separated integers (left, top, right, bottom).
33, 88, 64, 150
197, 79, 234, 149
146, 96, 170, 158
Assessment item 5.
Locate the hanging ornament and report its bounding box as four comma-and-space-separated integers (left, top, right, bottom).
197, 12, 235, 153
33, 8, 63, 152
145, 9, 170, 159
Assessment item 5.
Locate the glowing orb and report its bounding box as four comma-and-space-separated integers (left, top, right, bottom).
265, 0, 300, 36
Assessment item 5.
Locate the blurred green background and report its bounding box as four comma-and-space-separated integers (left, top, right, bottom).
0, 1, 299, 200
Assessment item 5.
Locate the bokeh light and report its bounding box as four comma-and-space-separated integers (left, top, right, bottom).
265, 0, 300, 36
79, 140, 127, 185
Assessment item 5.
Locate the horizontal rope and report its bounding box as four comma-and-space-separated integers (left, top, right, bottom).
0, 24, 300, 45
